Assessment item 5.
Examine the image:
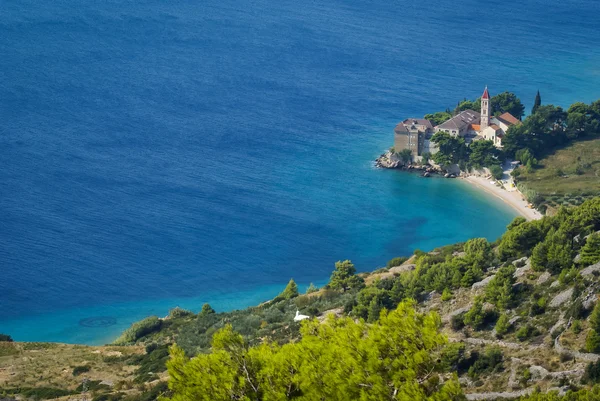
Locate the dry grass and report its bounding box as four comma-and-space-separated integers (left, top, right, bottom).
518, 138, 600, 200
0, 342, 144, 390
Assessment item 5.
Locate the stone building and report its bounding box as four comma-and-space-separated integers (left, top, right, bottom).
393, 118, 434, 157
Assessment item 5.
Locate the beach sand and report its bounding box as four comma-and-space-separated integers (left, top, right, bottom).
463, 175, 543, 221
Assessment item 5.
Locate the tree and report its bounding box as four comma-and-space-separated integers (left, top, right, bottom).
398, 148, 413, 164
464, 238, 494, 270
495, 314, 511, 337
579, 233, 600, 267
430, 132, 469, 166
199, 303, 216, 316
489, 165, 504, 180
328, 260, 364, 292
278, 279, 299, 300
586, 330, 600, 353
532, 90, 541, 115
165, 302, 466, 401
424, 111, 452, 126
491, 92, 525, 119
305, 283, 318, 294
485, 266, 516, 309
464, 297, 486, 330
454, 98, 481, 115
469, 140, 500, 168
0, 333, 13, 342
590, 301, 600, 333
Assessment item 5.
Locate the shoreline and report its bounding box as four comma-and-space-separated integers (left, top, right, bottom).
461, 175, 542, 221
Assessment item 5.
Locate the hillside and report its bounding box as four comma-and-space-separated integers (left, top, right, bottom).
516, 138, 600, 213
3, 199, 600, 400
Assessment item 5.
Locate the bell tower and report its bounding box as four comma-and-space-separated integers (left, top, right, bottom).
480, 86, 490, 130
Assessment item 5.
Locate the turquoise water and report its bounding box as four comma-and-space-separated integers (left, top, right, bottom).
1, 0, 599, 344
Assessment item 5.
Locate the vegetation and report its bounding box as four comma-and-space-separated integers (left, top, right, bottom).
0, 334, 13, 342
6, 198, 600, 400
165, 301, 464, 401
113, 316, 163, 345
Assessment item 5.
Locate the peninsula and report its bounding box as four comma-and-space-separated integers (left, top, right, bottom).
378, 88, 600, 220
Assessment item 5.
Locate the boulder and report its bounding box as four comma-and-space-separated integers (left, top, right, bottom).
472, 274, 495, 290
550, 287, 574, 308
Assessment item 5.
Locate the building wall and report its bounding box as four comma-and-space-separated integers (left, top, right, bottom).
394, 131, 423, 157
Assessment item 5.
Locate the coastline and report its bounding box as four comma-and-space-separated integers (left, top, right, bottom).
461, 175, 542, 221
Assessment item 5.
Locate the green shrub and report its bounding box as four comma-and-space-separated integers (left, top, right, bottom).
386, 257, 408, 268
451, 313, 466, 331
495, 314, 511, 337
0, 334, 13, 342
572, 320, 582, 334
113, 316, 162, 345
168, 307, 194, 319
305, 283, 318, 294
516, 324, 540, 341
72, 364, 91, 376
586, 330, 600, 353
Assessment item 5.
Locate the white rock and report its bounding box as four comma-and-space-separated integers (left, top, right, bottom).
550, 288, 574, 308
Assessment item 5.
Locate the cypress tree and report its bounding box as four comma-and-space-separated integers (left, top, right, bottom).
532, 90, 541, 114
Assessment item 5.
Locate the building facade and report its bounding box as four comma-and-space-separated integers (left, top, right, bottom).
393, 118, 434, 157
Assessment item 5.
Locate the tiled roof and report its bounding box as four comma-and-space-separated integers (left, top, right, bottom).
436, 109, 481, 131
490, 124, 501, 131
471, 124, 481, 131
401, 118, 434, 129
497, 112, 520, 126
394, 123, 409, 133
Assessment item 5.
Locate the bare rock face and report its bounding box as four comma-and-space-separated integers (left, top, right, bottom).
581, 262, 600, 277
513, 258, 531, 278
536, 272, 551, 285
472, 274, 495, 290
550, 287, 574, 308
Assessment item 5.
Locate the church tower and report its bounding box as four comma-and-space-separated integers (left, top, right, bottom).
480, 86, 490, 130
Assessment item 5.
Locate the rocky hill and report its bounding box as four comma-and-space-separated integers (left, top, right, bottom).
3, 198, 600, 401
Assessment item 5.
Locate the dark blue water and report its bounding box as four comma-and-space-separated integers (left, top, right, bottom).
1, 0, 599, 344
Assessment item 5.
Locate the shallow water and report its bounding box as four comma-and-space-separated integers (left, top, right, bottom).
1, 0, 599, 344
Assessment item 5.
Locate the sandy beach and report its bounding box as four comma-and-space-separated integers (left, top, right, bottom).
463, 175, 543, 221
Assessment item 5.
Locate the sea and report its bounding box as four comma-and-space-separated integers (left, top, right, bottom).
1, 0, 600, 345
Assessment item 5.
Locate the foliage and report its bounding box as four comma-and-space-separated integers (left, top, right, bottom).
430, 132, 468, 166
276, 279, 299, 300
0, 334, 13, 342
579, 233, 600, 266
485, 265, 516, 309
398, 148, 413, 164
532, 90, 542, 115
441, 288, 452, 301
583, 360, 600, 384
467, 347, 504, 378
328, 260, 364, 292
495, 314, 511, 337
387, 256, 408, 268
464, 297, 486, 330
454, 98, 481, 115
199, 303, 216, 316
586, 330, 600, 353
490, 165, 504, 180
113, 316, 162, 345
72, 364, 91, 376
168, 307, 194, 319
165, 301, 465, 401
590, 302, 600, 333
305, 283, 318, 294
490, 91, 525, 119
424, 111, 452, 126
0, 387, 76, 400
516, 324, 540, 342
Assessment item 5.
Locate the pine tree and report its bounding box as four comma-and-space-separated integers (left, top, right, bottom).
495, 314, 511, 337
279, 279, 299, 299
580, 233, 600, 267
199, 303, 216, 316
589, 301, 600, 333
532, 90, 541, 115
328, 260, 364, 292
305, 283, 318, 294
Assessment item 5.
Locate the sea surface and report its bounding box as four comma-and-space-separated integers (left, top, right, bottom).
1, 0, 600, 345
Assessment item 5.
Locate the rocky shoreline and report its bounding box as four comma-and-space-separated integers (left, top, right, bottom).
375, 151, 455, 178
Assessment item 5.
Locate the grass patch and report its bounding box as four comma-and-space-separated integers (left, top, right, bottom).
518, 138, 600, 199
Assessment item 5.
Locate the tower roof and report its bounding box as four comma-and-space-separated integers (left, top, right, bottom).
482, 86, 490, 100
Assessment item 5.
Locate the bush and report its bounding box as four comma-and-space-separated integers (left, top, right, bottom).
113, 316, 162, 345
0, 333, 13, 342
451, 313, 466, 331
495, 314, 511, 337
168, 307, 194, 319
516, 324, 540, 342
386, 257, 408, 268
490, 165, 504, 180
572, 320, 582, 334
586, 330, 600, 353
72, 365, 91, 376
